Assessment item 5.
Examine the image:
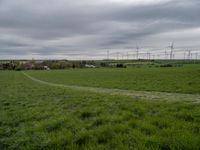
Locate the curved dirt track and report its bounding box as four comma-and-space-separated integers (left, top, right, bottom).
22, 72, 200, 102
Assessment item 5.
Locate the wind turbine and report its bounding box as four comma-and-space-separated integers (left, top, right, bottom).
121, 52, 124, 60
195, 52, 198, 60
157, 54, 160, 59
165, 49, 168, 59
146, 51, 149, 60
184, 52, 186, 60
116, 52, 120, 60
168, 41, 174, 60
136, 44, 139, 60
146, 51, 151, 60
188, 49, 191, 60
107, 50, 110, 60
126, 52, 129, 60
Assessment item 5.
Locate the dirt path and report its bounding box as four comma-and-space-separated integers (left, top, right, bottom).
22, 72, 200, 102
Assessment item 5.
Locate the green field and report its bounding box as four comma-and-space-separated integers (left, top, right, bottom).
28, 64, 200, 94
0, 65, 200, 149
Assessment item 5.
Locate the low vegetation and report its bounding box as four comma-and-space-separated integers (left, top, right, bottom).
1, 59, 200, 70
28, 64, 200, 94
0, 65, 200, 149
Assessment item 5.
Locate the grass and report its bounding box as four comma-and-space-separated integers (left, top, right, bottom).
0, 66, 200, 149
28, 64, 200, 94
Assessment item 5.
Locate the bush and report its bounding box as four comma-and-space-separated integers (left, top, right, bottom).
116, 64, 126, 68
160, 64, 173, 67
15, 67, 22, 71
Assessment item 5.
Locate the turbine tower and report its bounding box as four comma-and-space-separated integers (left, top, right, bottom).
184, 52, 186, 60
195, 52, 198, 60
116, 52, 119, 60
165, 49, 167, 59
107, 50, 110, 60
188, 50, 191, 60
136, 44, 139, 60
169, 41, 174, 60
126, 52, 129, 60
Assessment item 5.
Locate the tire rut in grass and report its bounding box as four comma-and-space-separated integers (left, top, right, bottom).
22, 72, 200, 102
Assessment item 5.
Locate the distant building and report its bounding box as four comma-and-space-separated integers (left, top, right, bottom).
35, 60, 44, 64
85, 64, 96, 68
21, 63, 34, 70
44, 66, 50, 70
19, 61, 28, 65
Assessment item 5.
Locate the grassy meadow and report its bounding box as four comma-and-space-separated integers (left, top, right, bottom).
28, 64, 200, 94
0, 65, 200, 149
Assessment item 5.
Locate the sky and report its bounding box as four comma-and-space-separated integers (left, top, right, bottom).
0, 0, 200, 60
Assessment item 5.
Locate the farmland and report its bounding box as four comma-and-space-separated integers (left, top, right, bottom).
28, 64, 200, 94
0, 65, 200, 149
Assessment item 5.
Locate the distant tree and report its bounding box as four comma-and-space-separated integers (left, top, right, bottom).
72, 64, 75, 68
116, 64, 126, 68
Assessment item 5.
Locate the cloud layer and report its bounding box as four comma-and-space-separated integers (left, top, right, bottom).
0, 0, 200, 59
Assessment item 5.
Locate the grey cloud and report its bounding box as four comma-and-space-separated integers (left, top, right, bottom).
0, 0, 200, 59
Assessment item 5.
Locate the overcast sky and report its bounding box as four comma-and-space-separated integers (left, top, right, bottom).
0, 0, 200, 59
